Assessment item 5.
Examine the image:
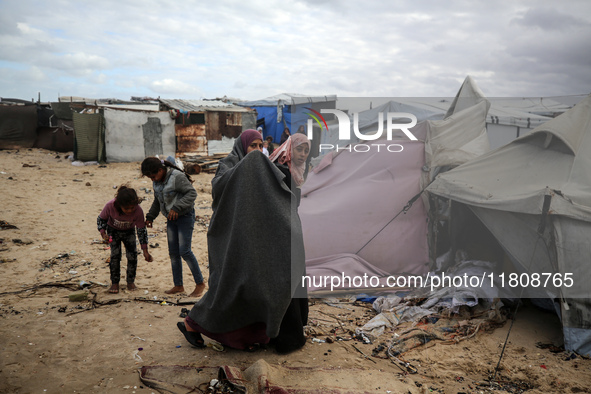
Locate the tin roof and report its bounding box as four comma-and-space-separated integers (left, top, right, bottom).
237, 93, 337, 107
159, 99, 252, 112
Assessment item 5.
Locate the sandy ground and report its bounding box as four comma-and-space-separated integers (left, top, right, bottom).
0, 148, 590, 394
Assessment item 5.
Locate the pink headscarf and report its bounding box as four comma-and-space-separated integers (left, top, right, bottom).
240, 129, 263, 154
268, 133, 311, 187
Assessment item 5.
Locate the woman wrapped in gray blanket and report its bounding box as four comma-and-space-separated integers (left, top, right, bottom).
177, 129, 310, 353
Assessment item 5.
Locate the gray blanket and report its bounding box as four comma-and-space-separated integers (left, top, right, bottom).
188, 141, 306, 338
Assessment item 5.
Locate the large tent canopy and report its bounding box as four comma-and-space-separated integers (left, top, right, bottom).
426, 94, 591, 355
299, 76, 490, 291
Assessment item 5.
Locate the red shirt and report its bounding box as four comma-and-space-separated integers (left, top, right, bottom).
99, 199, 146, 232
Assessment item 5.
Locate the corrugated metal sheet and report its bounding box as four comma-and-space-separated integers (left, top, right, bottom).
160, 99, 255, 157
176, 123, 207, 156
206, 111, 242, 140
159, 99, 252, 112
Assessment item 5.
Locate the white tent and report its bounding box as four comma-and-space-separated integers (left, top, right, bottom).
426, 94, 591, 355
299, 76, 490, 291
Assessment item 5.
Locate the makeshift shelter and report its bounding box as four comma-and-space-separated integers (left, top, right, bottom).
103, 108, 176, 162
158, 99, 257, 157
0, 100, 38, 149
425, 94, 591, 356
65, 99, 177, 162
33, 125, 74, 152
299, 76, 490, 292
32, 103, 74, 152
236, 94, 336, 146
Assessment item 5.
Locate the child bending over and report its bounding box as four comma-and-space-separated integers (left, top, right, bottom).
97, 185, 153, 293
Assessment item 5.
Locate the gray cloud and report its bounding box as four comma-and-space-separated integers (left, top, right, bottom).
0, 0, 590, 101
511, 7, 589, 31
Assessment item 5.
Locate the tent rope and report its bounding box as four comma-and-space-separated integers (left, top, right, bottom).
355, 186, 427, 255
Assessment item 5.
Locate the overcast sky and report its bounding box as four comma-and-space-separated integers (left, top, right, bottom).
1, 0, 590, 102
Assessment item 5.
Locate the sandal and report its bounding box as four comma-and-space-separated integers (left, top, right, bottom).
177, 321, 206, 348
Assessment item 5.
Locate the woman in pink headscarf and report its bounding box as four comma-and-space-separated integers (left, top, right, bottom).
269, 133, 311, 205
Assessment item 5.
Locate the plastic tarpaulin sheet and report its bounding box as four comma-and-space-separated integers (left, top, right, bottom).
104, 108, 175, 162
250, 105, 291, 144
300, 138, 430, 281
73, 112, 105, 162
0, 105, 38, 149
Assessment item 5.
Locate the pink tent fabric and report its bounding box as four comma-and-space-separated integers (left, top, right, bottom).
299, 138, 430, 291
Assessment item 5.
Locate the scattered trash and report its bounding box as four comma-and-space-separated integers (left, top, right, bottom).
209, 343, 224, 352
209, 379, 220, 390
0, 220, 18, 230
12, 238, 33, 245
372, 343, 386, 357
536, 342, 564, 353
351, 344, 377, 364
79, 280, 91, 289
68, 291, 88, 302
72, 160, 98, 167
